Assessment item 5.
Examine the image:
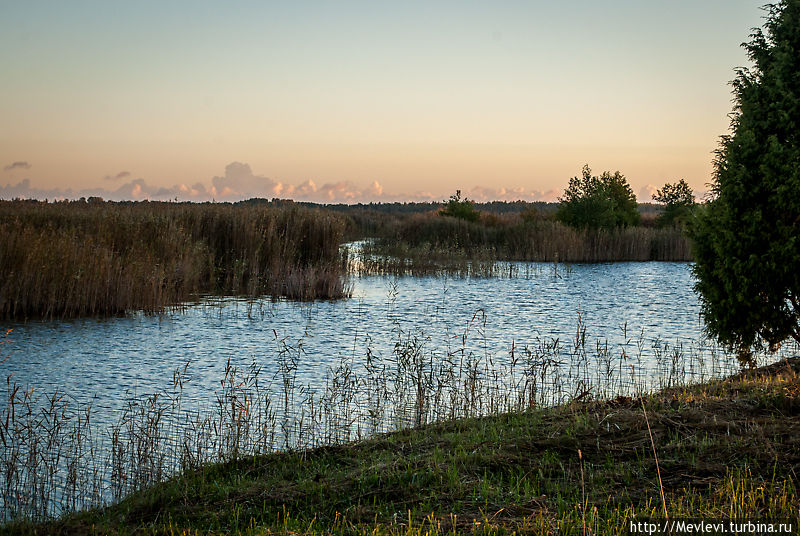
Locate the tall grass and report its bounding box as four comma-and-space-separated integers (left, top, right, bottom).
356, 212, 691, 268
0, 200, 351, 319
2, 311, 788, 522
0, 200, 691, 318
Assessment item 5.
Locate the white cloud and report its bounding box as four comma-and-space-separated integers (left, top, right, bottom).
368, 180, 383, 197
210, 162, 282, 200
462, 185, 561, 203
639, 184, 659, 203
0, 162, 567, 204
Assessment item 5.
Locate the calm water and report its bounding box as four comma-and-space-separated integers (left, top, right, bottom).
4, 262, 741, 421
5, 261, 797, 519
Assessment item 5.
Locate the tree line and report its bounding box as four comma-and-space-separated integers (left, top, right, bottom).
438, 171, 696, 231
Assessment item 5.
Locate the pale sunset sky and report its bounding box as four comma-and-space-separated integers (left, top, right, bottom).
0, 1, 765, 203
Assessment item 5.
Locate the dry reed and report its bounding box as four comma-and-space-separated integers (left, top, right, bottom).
357, 212, 691, 268
0, 200, 351, 319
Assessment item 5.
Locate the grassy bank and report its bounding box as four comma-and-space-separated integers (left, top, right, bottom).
9, 357, 799, 535
0, 200, 351, 319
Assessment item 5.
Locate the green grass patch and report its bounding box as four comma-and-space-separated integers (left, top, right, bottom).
6, 358, 800, 535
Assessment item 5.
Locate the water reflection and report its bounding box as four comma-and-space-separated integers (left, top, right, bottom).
0, 262, 757, 425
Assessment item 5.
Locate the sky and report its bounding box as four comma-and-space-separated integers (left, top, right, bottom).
0, 1, 766, 204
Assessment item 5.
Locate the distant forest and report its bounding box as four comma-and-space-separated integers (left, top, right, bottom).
235, 198, 665, 216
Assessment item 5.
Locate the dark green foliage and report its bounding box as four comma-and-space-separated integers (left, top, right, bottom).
439, 190, 481, 222
690, 0, 800, 356
652, 179, 696, 227
556, 165, 640, 229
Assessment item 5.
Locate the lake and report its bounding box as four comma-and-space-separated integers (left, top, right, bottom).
1, 261, 793, 518
3, 262, 743, 407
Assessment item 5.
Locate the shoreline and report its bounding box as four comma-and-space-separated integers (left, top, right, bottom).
6, 357, 799, 535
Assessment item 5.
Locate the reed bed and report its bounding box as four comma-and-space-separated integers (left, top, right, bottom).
0, 200, 351, 319
2, 312, 789, 523
348, 241, 517, 278
359, 213, 691, 270
0, 200, 689, 317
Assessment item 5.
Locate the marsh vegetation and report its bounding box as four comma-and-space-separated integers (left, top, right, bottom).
0, 199, 351, 319
0, 197, 691, 320
3, 343, 798, 534
0, 195, 788, 534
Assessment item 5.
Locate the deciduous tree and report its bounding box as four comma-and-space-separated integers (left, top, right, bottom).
652, 179, 695, 227
556, 165, 639, 230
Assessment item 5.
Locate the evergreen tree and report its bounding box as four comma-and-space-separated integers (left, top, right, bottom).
440, 190, 481, 222
690, 0, 800, 359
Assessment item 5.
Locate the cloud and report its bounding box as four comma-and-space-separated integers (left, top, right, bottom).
0, 179, 38, 198
0, 177, 191, 202
0, 178, 90, 201
105, 178, 214, 201
696, 189, 714, 202
460, 185, 561, 203
538, 189, 562, 203
206, 163, 394, 203
210, 162, 282, 200
0, 162, 565, 204
104, 171, 131, 181
368, 180, 383, 197
4, 161, 31, 172
638, 184, 658, 203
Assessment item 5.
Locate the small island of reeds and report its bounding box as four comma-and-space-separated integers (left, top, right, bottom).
0, 199, 352, 319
